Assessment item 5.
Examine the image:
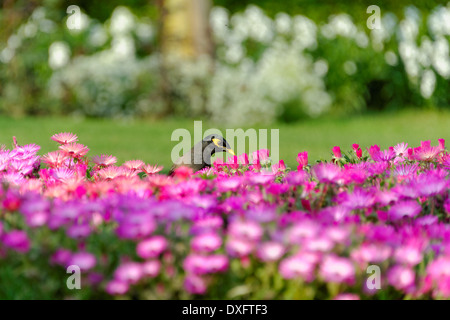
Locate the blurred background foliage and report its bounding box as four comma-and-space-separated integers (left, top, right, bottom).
0, 0, 449, 125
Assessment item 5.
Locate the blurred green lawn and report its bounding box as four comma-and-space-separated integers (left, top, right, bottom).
0, 109, 449, 173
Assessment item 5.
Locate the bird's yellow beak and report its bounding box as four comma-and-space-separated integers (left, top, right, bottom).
212, 138, 235, 155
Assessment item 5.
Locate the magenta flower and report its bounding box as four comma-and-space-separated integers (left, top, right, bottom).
238, 153, 249, 165
394, 142, 408, 157
3, 230, 30, 253
69, 252, 97, 271
332, 146, 342, 159
106, 279, 130, 295
333, 293, 360, 300
350, 243, 392, 264
279, 255, 316, 282
388, 200, 422, 221
142, 260, 161, 278
184, 275, 207, 295
387, 265, 415, 291
338, 187, 375, 210
411, 140, 442, 161
225, 238, 254, 258
114, 262, 144, 284
256, 242, 285, 262
216, 177, 242, 192
183, 254, 228, 274
372, 148, 396, 162
287, 220, 320, 243
271, 160, 286, 174
394, 245, 423, 266
319, 255, 355, 285
251, 149, 270, 165
367, 145, 381, 159
356, 148, 362, 159
228, 220, 263, 242
191, 233, 222, 253
312, 163, 342, 184
296, 151, 308, 170
136, 236, 168, 259
50, 249, 73, 266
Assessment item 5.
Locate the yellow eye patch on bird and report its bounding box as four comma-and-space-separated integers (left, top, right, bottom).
212, 138, 235, 155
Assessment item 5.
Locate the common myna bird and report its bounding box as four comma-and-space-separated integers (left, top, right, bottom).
169, 134, 235, 176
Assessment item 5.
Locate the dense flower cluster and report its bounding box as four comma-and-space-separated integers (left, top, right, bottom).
1, 133, 450, 299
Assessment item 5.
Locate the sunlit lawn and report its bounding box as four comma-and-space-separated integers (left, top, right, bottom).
0, 109, 449, 173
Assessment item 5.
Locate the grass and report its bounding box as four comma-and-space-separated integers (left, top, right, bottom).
0, 109, 449, 173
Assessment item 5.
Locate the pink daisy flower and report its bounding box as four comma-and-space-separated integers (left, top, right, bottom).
333, 293, 360, 300
51, 132, 78, 145
123, 159, 145, 171
394, 142, 408, 157
92, 154, 117, 167
41, 151, 68, 168
96, 166, 125, 181
59, 143, 89, 158
141, 164, 163, 175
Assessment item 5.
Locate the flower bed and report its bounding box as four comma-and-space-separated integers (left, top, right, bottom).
1, 133, 450, 299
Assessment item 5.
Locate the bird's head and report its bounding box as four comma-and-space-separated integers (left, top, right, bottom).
202, 134, 235, 163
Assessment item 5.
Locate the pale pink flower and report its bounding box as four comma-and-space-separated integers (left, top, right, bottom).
106, 279, 129, 295
59, 143, 89, 158
92, 154, 117, 167
96, 166, 125, 180
334, 293, 360, 300
51, 132, 78, 145
123, 159, 145, 171
41, 151, 68, 168
141, 164, 163, 175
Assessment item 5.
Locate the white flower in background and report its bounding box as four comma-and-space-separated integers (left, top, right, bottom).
428, 5, 450, 37
89, 24, 108, 47
31, 7, 46, 21
355, 31, 369, 48
322, 14, 357, 39
399, 18, 418, 41
7, 35, 22, 50
48, 41, 71, 69
39, 19, 57, 33
420, 69, 436, 99
292, 15, 317, 50
210, 7, 230, 42
343, 61, 357, 75
399, 41, 420, 80
23, 22, 38, 38
112, 35, 135, 58
314, 60, 329, 77
136, 21, 154, 43
432, 36, 450, 79
245, 5, 274, 44
0, 48, 14, 64
275, 13, 291, 34
385, 51, 398, 66
225, 43, 245, 64
110, 6, 135, 35
418, 37, 433, 68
